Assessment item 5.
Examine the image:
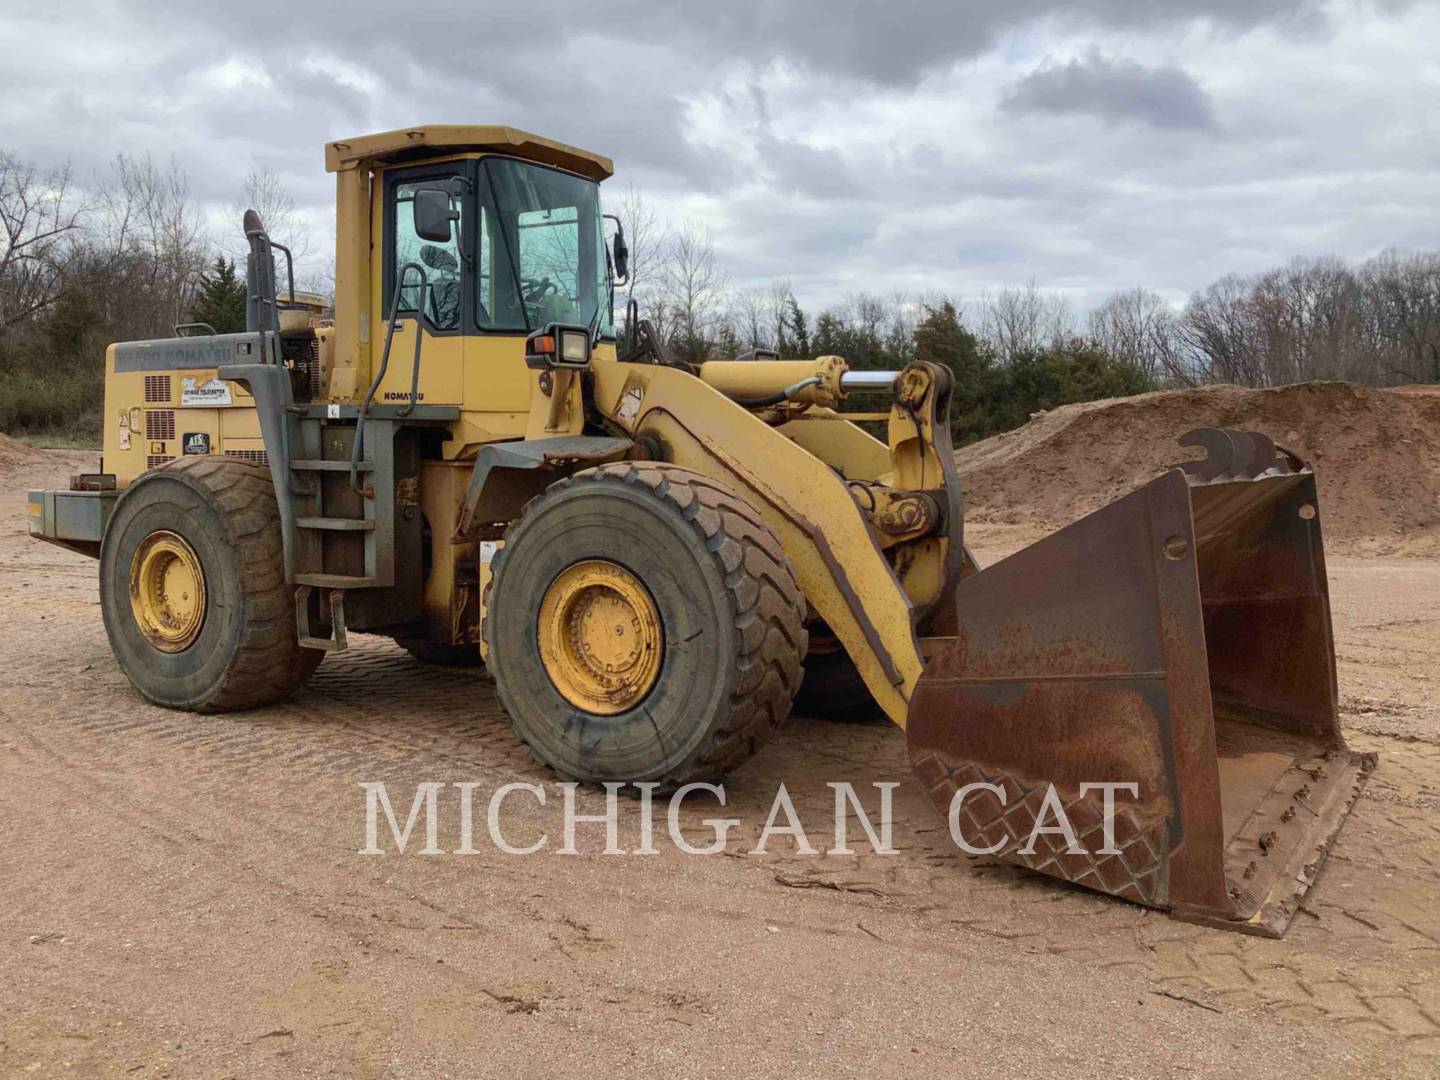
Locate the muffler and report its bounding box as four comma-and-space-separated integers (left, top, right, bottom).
908, 429, 1374, 936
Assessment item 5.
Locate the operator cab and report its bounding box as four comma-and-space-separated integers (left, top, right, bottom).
388, 155, 615, 339
322, 126, 622, 438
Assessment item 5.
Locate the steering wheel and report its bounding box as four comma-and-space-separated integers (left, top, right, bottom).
523, 276, 558, 301
502, 276, 560, 314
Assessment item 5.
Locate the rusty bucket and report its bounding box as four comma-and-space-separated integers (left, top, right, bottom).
909, 429, 1374, 936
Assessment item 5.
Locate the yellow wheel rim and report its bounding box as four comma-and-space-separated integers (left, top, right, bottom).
537, 560, 663, 715
129, 530, 207, 653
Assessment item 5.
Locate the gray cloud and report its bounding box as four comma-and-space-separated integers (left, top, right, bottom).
1002, 53, 1218, 131
1, 1, 1435, 313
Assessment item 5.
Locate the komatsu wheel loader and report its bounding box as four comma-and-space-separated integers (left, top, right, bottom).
26, 125, 1372, 936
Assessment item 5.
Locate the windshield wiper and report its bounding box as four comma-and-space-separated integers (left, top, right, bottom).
585, 297, 604, 347
481, 162, 531, 332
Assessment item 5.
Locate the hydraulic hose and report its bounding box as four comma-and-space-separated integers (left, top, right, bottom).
728, 375, 823, 409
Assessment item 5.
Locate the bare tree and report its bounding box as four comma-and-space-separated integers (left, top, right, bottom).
612, 181, 667, 315
1176, 274, 1261, 386
0, 152, 84, 330
768, 278, 795, 354
730, 284, 772, 351
1359, 249, 1440, 384
979, 280, 1073, 362
1088, 288, 1183, 383
659, 222, 727, 366
94, 153, 209, 335
234, 167, 312, 261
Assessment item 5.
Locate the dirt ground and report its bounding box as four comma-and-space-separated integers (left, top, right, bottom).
2, 444, 1439, 1078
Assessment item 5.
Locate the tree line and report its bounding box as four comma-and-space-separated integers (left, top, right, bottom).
0, 150, 311, 441
2, 150, 1437, 447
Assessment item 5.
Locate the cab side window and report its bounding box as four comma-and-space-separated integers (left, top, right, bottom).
392, 179, 463, 332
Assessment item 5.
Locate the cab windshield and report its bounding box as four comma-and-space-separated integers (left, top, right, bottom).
478, 158, 612, 337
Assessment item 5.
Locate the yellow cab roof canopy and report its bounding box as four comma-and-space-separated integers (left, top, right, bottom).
324, 125, 613, 182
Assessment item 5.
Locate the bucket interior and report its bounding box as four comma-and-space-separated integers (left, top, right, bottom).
1185, 474, 1373, 932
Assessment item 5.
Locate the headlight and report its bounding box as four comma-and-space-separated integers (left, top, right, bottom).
525, 323, 593, 370
561, 330, 588, 363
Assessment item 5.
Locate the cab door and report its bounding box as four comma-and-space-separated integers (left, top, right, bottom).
373, 163, 469, 408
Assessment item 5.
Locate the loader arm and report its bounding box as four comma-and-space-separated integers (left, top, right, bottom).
590, 361, 928, 725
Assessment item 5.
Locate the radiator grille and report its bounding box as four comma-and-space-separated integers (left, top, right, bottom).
282, 335, 323, 402
143, 374, 171, 403
146, 455, 175, 470
224, 449, 269, 466
145, 410, 175, 440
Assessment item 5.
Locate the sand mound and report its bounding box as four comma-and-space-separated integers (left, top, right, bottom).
0, 432, 48, 469
955, 381, 1440, 556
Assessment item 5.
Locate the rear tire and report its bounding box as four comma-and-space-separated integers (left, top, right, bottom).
793, 643, 886, 723
485, 463, 807, 788
398, 639, 485, 668
99, 457, 323, 711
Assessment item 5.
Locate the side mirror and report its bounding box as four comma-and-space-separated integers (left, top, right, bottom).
414, 188, 457, 243
605, 214, 629, 284
613, 228, 629, 283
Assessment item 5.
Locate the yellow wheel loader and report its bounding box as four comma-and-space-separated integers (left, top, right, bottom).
26, 125, 1372, 936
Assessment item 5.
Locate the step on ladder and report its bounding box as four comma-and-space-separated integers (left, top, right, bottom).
289, 417, 397, 652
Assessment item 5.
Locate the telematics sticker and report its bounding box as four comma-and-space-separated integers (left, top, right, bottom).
180, 377, 233, 407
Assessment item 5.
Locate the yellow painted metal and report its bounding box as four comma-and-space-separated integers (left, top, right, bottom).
477, 541, 502, 662
591, 361, 923, 726
325, 125, 613, 180
100, 344, 274, 488
698, 355, 847, 408
331, 166, 372, 401
777, 412, 892, 482
419, 460, 479, 646
884, 365, 956, 613
129, 530, 206, 652
371, 320, 465, 407
90, 127, 944, 737
537, 559, 664, 715
443, 336, 532, 451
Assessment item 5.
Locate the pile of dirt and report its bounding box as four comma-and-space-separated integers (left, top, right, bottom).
955, 382, 1440, 556
0, 432, 48, 470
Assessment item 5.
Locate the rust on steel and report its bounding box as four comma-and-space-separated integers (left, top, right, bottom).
908, 430, 1374, 937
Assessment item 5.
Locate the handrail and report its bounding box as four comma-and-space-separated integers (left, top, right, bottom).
350, 261, 429, 496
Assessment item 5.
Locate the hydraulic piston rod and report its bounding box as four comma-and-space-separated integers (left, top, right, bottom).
840, 371, 900, 392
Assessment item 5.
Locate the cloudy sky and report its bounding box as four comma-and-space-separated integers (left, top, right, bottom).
2, 0, 1436, 312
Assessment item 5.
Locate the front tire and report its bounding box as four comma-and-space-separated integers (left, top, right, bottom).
99, 457, 322, 711
485, 463, 807, 788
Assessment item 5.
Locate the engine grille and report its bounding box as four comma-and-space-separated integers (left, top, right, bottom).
143, 374, 172, 403
146, 455, 175, 470
145, 410, 175, 440
283, 335, 323, 402
224, 449, 269, 466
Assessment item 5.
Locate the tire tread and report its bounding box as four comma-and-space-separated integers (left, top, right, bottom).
487, 462, 807, 788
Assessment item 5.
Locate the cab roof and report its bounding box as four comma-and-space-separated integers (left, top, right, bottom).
324, 125, 613, 181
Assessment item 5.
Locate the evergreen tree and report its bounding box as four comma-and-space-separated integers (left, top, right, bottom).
812, 311, 843, 357
189, 256, 247, 334
786, 295, 809, 357
715, 323, 740, 360
912, 302, 994, 443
